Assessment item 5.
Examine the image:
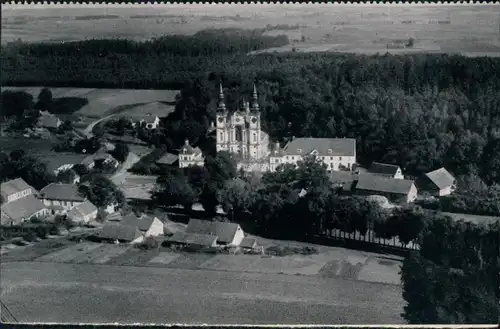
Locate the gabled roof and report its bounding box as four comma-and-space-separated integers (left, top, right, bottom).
240, 237, 258, 248
181, 142, 203, 155
282, 138, 356, 157
355, 173, 415, 195
1, 194, 46, 221
156, 153, 179, 165
368, 162, 401, 176
185, 219, 242, 244
1, 178, 35, 199
425, 167, 455, 190
122, 214, 160, 232
328, 171, 359, 184
43, 153, 88, 173
100, 224, 143, 242
68, 200, 97, 218
39, 183, 86, 202
167, 231, 218, 247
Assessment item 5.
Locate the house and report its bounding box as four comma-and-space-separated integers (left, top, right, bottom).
121, 213, 164, 237
166, 231, 218, 248
43, 153, 90, 175
1, 194, 48, 226
99, 224, 144, 244
128, 101, 175, 129
239, 237, 259, 250
419, 167, 456, 197
269, 137, 356, 172
1, 178, 36, 203
138, 115, 160, 129
66, 200, 98, 224
37, 111, 62, 129
368, 162, 404, 179
179, 139, 205, 168
186, 218, 245, 246
39, 183, 86, 214
155, 153, 179, 167
91, 152, 119, 169
353, 173, 418, 203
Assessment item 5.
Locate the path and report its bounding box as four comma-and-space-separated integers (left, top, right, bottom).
110, 151, 141, 185
82, 114, 117, 138
0, 261, 405, 324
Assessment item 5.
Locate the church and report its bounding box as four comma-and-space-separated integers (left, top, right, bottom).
178, 83, 357, 173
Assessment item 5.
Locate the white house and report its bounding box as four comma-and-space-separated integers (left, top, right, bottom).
66, 200, 98, 224
178, 139, 205, 168
39, 183, 86, 215
269, 137, 357, 173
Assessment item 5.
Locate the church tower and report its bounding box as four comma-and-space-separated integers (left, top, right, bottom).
216, 83, 229, 153
248, 83, 262, 159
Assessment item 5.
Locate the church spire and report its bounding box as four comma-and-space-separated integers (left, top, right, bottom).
217, 82, 226, 112
251, 83, 259, 112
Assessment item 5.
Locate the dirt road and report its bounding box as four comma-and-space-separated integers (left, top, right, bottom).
110, 152, 141, 185
1, 262, 405, 324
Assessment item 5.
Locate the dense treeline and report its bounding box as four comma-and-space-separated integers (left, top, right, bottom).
4, 34, 500, 185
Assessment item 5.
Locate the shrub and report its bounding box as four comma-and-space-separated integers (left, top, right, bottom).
23, 231, 37, 242
136, 236, 159, 251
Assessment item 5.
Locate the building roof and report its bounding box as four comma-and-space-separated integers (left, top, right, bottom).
425, 167, 455, 190
167, 231, 218, 247
68, 200, 98, 218
368, 162, 401, 176
355, 173, 415, 195
185, 219, 242, 244
43, 153, 88, 173
282, 138, 356, 156
39, 183, 86, 202
1, 178, 35, 199
181, 141, 203, 155
1, 194, 46, 221
156, 153, 179, 165
328, 171, 359, 184
240, 237, 258, 248
100, 224, 143, 242
38, 112, 61, 128
122, 214, 159, 232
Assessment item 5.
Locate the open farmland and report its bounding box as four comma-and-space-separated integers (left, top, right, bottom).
3, 87, 179, 119
2, 4, 500, 56
0, 261, 405, 324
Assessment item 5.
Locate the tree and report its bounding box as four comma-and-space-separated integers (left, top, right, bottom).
35, 88, 53, 112
112, 142, 129, 162
58, 120, 73, 133
56, 169, 77, 184
72, 163, 89, 176
81, 175, 125, 210
152, 172, 196, 210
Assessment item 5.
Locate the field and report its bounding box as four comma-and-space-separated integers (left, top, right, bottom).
117, 174, 158, 200
2, 4, 500, 56
0, 261, 405, 324
3, 87, 179, 119
0, 136, 55, 155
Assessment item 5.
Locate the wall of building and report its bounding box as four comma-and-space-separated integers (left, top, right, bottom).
145, 218, 164, 237
42, 199, 82, 211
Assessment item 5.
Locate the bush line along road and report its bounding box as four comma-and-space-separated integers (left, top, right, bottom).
1, 3, 500, 325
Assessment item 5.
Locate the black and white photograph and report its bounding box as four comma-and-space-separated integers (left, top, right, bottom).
0, 2, 499, 325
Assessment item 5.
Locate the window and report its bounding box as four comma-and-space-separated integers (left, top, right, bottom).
275, 159, 279, 163
339, 157, 343, 161
297, 148, 302, 153
328, 149, 332, 153
253, 133, 257, 142
286, 156, 289, 160
220, 132, 224, 140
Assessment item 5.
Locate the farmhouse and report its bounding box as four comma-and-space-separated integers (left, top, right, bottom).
353, 173, 418, 203
39, 183, 86, 214
419, 167, 456, 197
179, 139, 205, 168
367, 162, 404, 179
37, 111, 62, 129
1, 194, 48, 226
239, 237, 259, 250
1, 178, 37, 203
121, 213, 164, 237
270, 137, 356, 173
99, 224, 144, 244
186, 219, 245, 246
66, 200, 98, 224
43, 153, 92, 175
166, 231, 218, 248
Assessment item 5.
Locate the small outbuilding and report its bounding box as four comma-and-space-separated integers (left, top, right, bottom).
419, 167, 456, 197
66, 200, 98, 224
121, 213, 164, 237
99, 224, 144, 244
186, 219, 245, 246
